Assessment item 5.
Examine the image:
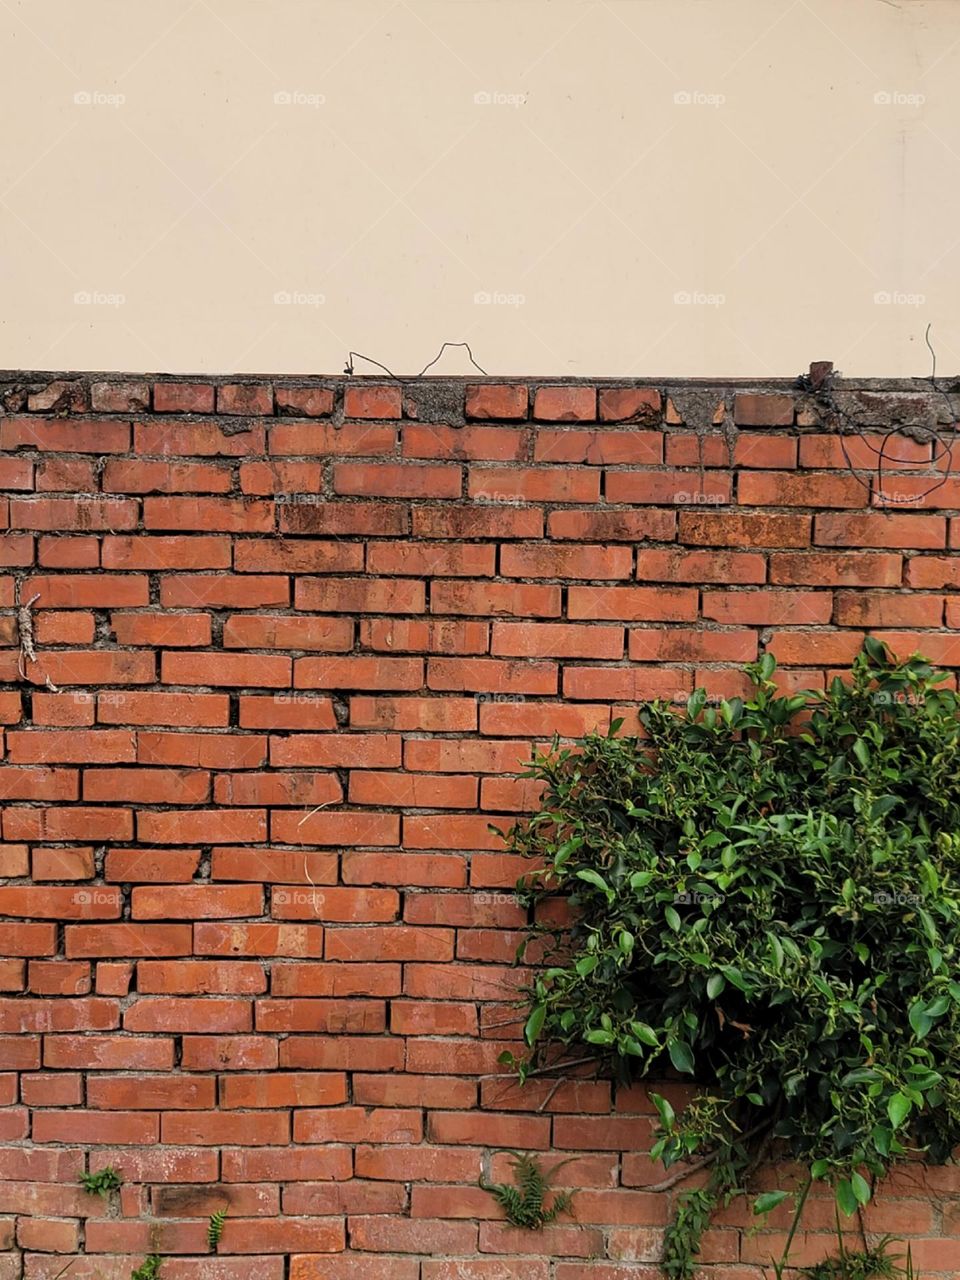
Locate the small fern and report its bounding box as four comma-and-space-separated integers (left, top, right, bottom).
208, 1209, 227, 1251
79, 1166, 123, 1198
800, 1237, 919, 1280
480, 1151, 575, 1229
130, 1258, 163, 1280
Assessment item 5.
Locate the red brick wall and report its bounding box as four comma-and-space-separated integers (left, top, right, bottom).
0, 373, 958, 1279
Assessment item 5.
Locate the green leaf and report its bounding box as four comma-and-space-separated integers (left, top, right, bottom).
706, 973, 726, 999
909, 1002, 933, 1038
753, 1190, 788, 1215
524, 1004, 546, 1046
836, 1179, 858, 1217
667, 1040, 695, 1074
887, 1093, 912, 1128
584, 1028, 615, 1045
629, 1021, 659, 1047
649, 1091, 675, 1131
575, 869, 610, 894
850, 1171, 871, 1205
665, 906, 681, 932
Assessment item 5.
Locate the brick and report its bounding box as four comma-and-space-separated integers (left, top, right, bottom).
239, 694, 338, 730
770, 551, 901, 586
432, 581, 560, 618
104, 849, 202, 882
0, 885, 117, 918
739, 470, 864, 507
563, 667, 690, 702
358, 619, 488, 656
87, 1074, 216, 1109
0, 457, 34, 488
270, 733, 400, 768
599, 387, 661, 421
733, 392, 795, 425
344, 385, 402, 419
153, 382, 215, 412
501, 543, 632, 579
97, 690, 228, 727
271, 808, 399, 848
334, 462, 460, 498
135, 810, 267, 845
160, 574, 289, 608
161, 1110, 290, 1146
491, 622, 623, 658
2, 416, 125, 452
65, 924, 193, 957
548, 509, 676, 541
31, 847, 95, 880
680, 511, 811, 547
413, 506, 543, 539
271, 963, 400, 997
12, 650, 155, 686
218, 382, 273, 415
234, 540, 362, 574
181, 1036, 279, 1070
0, 766, 79, 800
110, 612, 212, 647
568, 585, 697, 621
103, 535, 231, 569
367, 541, 495, 577
348, 771, 477, 809
36, 456, 96, 491
465, 384, 528, 420
270, 424, 396, 458
294, 655, 422, 690
104, 459, 233, 492
144, 497, 274, 533
906, 555, 960, 588
815, 512, 945, 549
427, 657, 556, 694
343, 851, 466, 888
7, 728, 135, 763
90, 379, 150, 412
214, 770, 341, 807
162, 651, 291, 688
833, 591, 943, 627
42, 1036, 170, 1073
10, 496, 138, 531
276, 386, 335, 416
534, 429, 661, 465
294, 577, 424, 614
468, 466, 598, 503
193, 922, 324, 959
628, 628, 758, 663
240, 460, 322, 495
403, 424, 525, 462
533, 386, 596, 421
606, 471, 732, 505
136, 957, 264, 993
702, 590, 832, 626
124, 997, 252, 1033
272, 885, 398, 921
210, 848, 337, 883
220, 1072, 347, 1109
800, 432, 931, 469
636, 548, 765, 584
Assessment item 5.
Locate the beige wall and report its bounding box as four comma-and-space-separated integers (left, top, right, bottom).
2, 0, 958, 378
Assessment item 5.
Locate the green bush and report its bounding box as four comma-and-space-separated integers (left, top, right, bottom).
507, 641, 960, 1275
